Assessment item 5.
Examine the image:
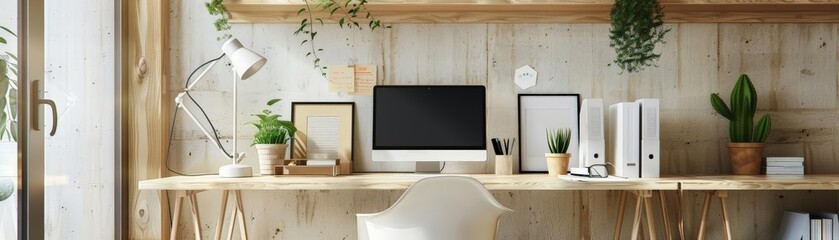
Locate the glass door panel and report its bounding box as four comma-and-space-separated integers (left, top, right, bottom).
0, 0, 19, 239
42, 0, 116, 239
13, 0, 118, 238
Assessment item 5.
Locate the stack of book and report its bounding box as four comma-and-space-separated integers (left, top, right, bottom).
765, 157, 804, 175
777, 211, 838, 240
813, 218, 835, 240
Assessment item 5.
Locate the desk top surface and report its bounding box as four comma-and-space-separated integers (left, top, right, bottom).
138, 174, 839, 191
138, 173, 680, 191
678, 174, 839, 190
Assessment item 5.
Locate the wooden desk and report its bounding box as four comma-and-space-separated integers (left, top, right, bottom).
139, 174, 839, 240
680, 174, 839, 190
139, 174, 680, 240
678, 174, 839, 240
139, 173, 681, 191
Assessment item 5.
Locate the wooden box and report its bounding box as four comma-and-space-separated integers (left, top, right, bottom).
273, 159, 339, 176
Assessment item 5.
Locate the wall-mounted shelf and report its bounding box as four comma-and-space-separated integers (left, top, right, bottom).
224, 0, 839, 23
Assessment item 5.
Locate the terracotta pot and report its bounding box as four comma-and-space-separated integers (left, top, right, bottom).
727, 143, 765, 175
545, 153, 571, 176
255, 144, 288, 175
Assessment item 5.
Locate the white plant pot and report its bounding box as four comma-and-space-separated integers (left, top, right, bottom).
255, 144, 288, 175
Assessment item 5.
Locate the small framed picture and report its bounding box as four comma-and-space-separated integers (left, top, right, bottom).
291, 102, 355, 174
518, 94, 580, 173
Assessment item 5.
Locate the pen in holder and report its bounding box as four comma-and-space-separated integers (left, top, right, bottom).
492, 138, 515, 175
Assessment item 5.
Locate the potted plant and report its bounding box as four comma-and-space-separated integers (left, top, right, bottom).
609, 0, 670, 73
710, 74, 771, 175
546, 128, 572, 176
247, 99, 297, 175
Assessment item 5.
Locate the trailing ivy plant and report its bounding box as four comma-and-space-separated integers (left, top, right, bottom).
206, 0, 232, 41
0, 25, 18, 142
608, 0, 670, 73
296, 0, 388, 76
205, 0, 388, 76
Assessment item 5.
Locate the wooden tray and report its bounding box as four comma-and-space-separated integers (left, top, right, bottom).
273, 159, 339, 176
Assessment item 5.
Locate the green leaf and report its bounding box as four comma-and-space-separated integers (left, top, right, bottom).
339, 18, 345, 28
710, 93, 734, 120
10, 121, 17, 141
752, 115, 771, 143
0, 26, 14, 37
297, 7, 307, 15
266, 99, 281, 106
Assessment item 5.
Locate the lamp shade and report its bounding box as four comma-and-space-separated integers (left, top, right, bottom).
222, 38, 267, 80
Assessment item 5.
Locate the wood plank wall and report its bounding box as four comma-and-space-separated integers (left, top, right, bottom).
138, 1, 839, 239
127, 0, 170, 239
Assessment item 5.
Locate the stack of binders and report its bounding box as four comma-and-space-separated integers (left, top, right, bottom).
777, 211, 838, 240
606, 99, 660, 178
765, 157, 804, 175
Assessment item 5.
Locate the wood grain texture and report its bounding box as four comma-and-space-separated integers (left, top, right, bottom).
224, 0, 839, 23
139, 174, 680, 191
680, 174, 839, 190
127, 0, 170, 239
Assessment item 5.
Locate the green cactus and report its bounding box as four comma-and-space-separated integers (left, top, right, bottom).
710, 74, 771, 143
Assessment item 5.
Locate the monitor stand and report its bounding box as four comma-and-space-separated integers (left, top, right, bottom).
415, 161, 442, 174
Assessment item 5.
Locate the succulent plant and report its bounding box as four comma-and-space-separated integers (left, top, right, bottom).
546, 128, 572, 154
710, 74, 771, 143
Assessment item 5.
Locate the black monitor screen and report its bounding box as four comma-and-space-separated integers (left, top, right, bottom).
373, 86, 486, 149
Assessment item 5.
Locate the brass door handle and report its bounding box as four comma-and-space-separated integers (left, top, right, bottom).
31, 80, 57, 136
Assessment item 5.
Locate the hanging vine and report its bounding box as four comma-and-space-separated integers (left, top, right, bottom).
205, 0, 388, 77
205, 0, 232, 41
296, 0, 387, 76
609, 0, 670, 73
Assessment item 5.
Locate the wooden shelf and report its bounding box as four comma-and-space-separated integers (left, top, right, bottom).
224, 0, 839, 23
139, 173, 680, 191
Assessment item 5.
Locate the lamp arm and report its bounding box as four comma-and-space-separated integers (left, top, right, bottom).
185, 54, 224, 91
175, 92, 232, 159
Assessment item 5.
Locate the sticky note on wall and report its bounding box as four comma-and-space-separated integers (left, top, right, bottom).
328, 65, 355, 92
351, 65, 376, 96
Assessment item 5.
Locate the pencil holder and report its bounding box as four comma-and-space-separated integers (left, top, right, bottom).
495, 155, 513, 175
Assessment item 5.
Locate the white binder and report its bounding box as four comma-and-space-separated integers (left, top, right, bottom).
578, 98, 606, 168
636, 98, 660, 178
607, 102, 640, 178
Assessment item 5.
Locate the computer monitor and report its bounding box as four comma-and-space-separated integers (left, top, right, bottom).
373, 85, 487, 173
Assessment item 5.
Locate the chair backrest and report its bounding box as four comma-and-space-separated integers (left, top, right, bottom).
359, 176, 512, 240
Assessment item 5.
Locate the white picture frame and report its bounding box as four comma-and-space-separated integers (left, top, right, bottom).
518, 94, 580, 173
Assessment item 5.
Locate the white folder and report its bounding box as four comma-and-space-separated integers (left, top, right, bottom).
579, 98, 606, 168
607, 102, 640, 178
636, 98, 660, 178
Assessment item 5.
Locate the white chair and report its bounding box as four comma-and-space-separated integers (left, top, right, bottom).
356, 176, 513, 240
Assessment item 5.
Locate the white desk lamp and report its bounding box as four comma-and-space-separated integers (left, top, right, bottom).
175, 38, 267, 178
